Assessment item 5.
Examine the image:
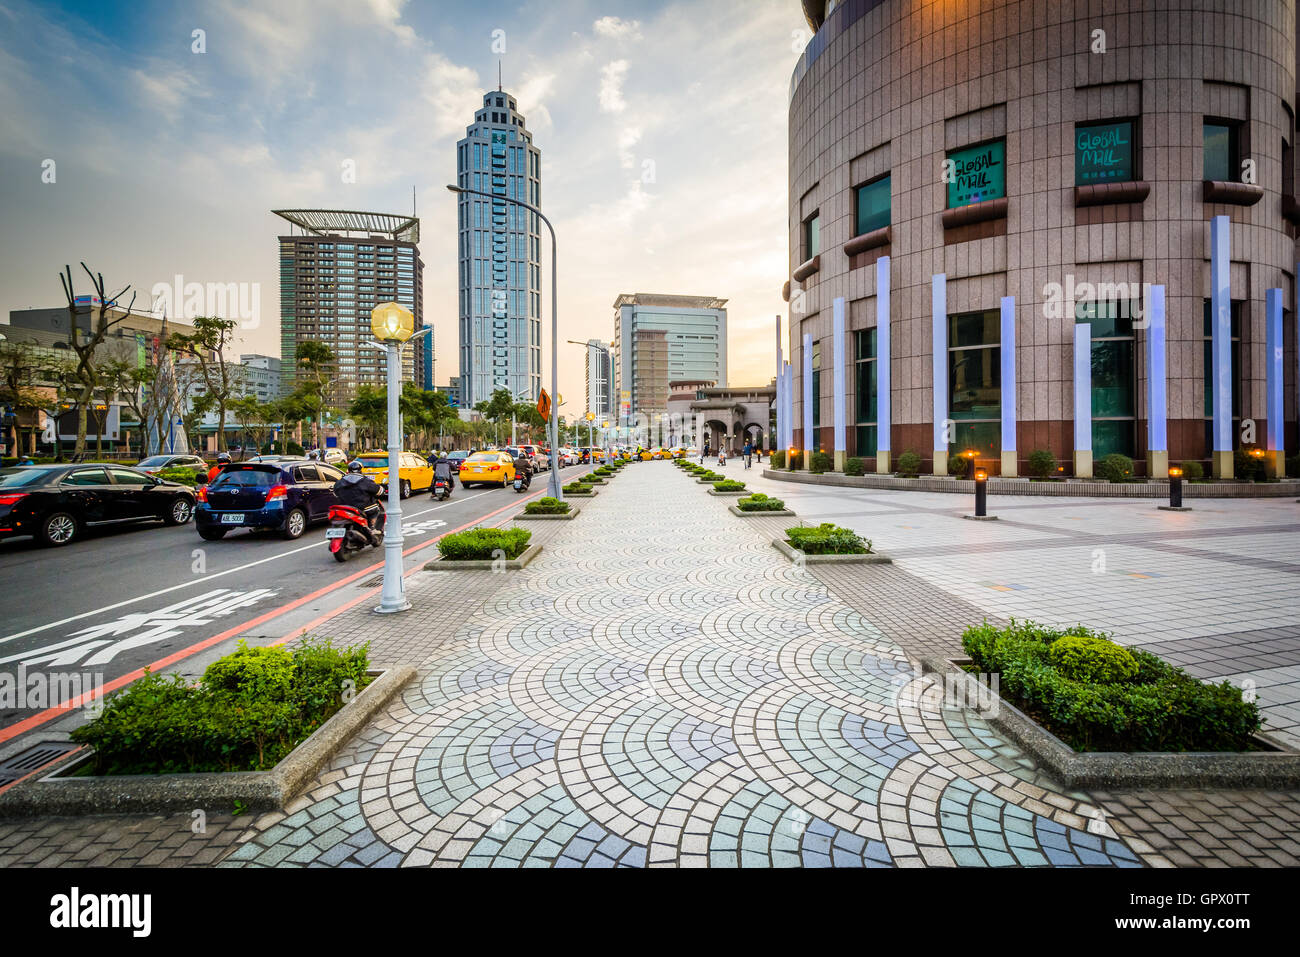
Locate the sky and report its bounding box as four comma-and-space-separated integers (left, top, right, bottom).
0, 0, 809, 408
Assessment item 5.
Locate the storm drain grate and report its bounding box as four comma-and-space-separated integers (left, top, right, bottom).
359, 576, 384, 589
0, 742, 79, 783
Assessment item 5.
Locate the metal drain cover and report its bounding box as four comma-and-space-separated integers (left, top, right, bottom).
360, 576, 384, 589
0, 742, 79, 783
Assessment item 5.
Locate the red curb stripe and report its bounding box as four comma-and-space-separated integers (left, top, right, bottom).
0, 489, 547, 745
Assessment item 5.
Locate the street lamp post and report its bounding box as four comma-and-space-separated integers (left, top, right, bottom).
448, 183, 562, 501
370, 302, 416, 614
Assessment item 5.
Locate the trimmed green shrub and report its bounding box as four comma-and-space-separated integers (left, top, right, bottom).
960, 619, 1260, 752
1027, 448, 1056, 479
843, 456, 867, 476
770, 450, 785, 469
809, 451, 833, 473
524, 496, 571, 515
70, 638, 371, 774
786, 522, 871, 555
437, 527, 531, 560
896, 449, 922, 477
712, 479, 746, 491
156, 467, 202, 486
788, 450, 803, 471
698, 470, 724, 482
1178, 460, 1205, 481
1286, 454, 1300, 478
1049, 634, 1139, 684
1095, 452, 1135, 482
736, 492, 787, 512
947, 452, 973, 478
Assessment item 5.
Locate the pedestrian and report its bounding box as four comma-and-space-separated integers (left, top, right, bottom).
718, 446, 726, 466
743, 440, 753, 469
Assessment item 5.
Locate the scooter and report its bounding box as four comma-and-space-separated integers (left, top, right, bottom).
326, 504, 383, 562
512, 471, 531, 493
433, 476, 452, 501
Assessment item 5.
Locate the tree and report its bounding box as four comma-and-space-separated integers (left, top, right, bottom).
169, 316, 242, 452
295, 340, 335, 449
59, 263, 137, 455
0, 341, 62, 457
347, 385, 387, 451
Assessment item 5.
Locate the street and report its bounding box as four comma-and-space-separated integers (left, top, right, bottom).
0, 466, 590, 749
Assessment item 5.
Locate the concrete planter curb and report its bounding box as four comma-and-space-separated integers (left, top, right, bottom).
563, 489, 598, 497
708, 488, 747, 496
762, 469, 1300, 499
919, 657, 1300, 788
771, 538, 892, 564
514, 507, 580, 521
728, 505, 796, 517
696, 478, 726, 484
0, 667, 416, 817
425, 542, 543, 570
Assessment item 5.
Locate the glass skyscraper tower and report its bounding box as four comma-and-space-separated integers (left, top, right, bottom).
454, 90, 542, 408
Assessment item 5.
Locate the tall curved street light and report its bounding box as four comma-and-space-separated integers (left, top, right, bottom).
446, 183, 562, 501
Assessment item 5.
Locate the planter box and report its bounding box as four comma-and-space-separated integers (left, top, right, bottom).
708, 488, 747, 496
729, 505, 796, 517
697, 478, 725, 484
515, 507, 580, 521
919, 657, 1300, 789
771, 538, 892, 564
0, 667, 416, 817
563, 488, 597, 496
425, 542, 543, 571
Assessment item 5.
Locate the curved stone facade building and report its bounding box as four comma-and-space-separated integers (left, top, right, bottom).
783, 0, 1298, 478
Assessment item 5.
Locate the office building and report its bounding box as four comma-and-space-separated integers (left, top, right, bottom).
274, 209, 425, 405
239, 354, 282, 402
784, 0, 1299, 478
455, 89, 543, 408
612, 293, 728, 420
583, 339, 615, 418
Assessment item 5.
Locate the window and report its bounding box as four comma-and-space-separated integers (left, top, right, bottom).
948, 310, 1001, 456
64, 468, 109, 486
946, 140, 1006, 207
855, 175, 890, 235
1078, 301, 1137, 458
803, 212, 820, 259
1203, 122, 1238, 182
1075, 120, 1136, 184
1202, 299, 1243, 448
810, 341, 822, 437
854, 328, 878, 456
109, 468, 152, 486
291, 465, 320, 483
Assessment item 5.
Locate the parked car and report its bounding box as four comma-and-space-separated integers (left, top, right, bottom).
458, 451, 516, 488
135, 453, 208, 476
321, 448, 347, 466
350, 451, 432, 498
444, 450, 471, 473
516, 444, 550, 472
0, 464, 197, 547
195, 461, 345, 540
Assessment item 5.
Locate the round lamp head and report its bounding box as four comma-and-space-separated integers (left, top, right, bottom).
1168, 467, 1183, 478
1250, 448, 1264, 458
371, 301, 415, 342
964, 449, 976, 460
974, 469, 988, 481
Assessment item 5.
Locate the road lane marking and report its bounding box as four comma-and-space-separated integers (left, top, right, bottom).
0, 489, 492, 647
0, 487, 547, 744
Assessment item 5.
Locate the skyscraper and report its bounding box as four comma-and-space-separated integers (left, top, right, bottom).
274, 209, 425, 404
454, 90, 542, 409
583, 339, 615, 418
612, 294, 728, 419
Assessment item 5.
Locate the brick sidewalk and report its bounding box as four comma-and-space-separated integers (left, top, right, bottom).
1, 463, 1296, 867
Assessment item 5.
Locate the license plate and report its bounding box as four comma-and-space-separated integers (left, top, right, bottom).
221, 513, 243, 524
326, 528, 346, 539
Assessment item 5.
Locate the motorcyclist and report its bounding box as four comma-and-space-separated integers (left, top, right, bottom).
433, 454, 454, 491
207, 451, 231, 484
334, 460, 385, 543
512, 450, 533, 489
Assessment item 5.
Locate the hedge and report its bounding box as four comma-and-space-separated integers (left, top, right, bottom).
69, 638, 371, 774
1027, 449, 1057, 479
770, 450, 785, 469
961, 619, 1260, 752
524, 497, 570, 515
809, 451, 834, 473
437, 527, 531, 560
786, 522, 871, 555
712, 479, 746, 491
843, 457, 866, 476
1095, 453, 1135, 482
896, 449, 922, 477
736, 492, 786, 512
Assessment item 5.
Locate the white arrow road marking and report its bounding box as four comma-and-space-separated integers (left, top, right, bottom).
0, 588, 279, 669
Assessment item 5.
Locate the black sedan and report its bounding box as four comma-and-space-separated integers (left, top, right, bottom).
0, 464, 197, 547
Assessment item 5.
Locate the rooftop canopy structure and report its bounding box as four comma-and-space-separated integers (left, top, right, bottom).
271, 209, 420, 243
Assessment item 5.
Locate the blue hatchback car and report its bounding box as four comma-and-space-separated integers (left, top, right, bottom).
195, 460, 345, 540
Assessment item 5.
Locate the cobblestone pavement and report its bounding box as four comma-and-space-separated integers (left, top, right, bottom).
752, 468, 1300, 746
1, 462, 1297, 867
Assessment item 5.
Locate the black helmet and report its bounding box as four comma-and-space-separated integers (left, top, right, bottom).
347, 460, 363, 473
217, 452, 231, 462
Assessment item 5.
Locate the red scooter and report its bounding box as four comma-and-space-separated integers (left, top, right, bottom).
326, 504, 383, 562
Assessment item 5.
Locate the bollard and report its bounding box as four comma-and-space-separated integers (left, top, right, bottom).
974, 468, 988, 516
1168, 466, 1183, 508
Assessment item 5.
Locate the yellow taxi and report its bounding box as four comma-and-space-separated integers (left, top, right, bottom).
669, 447, 688, 459
458, 450, 517, 488
352, 451, 433, 498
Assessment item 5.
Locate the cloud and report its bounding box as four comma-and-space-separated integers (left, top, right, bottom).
598, 59, 629, 113
421, 53, 483, 138
593, 16, 641, 41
